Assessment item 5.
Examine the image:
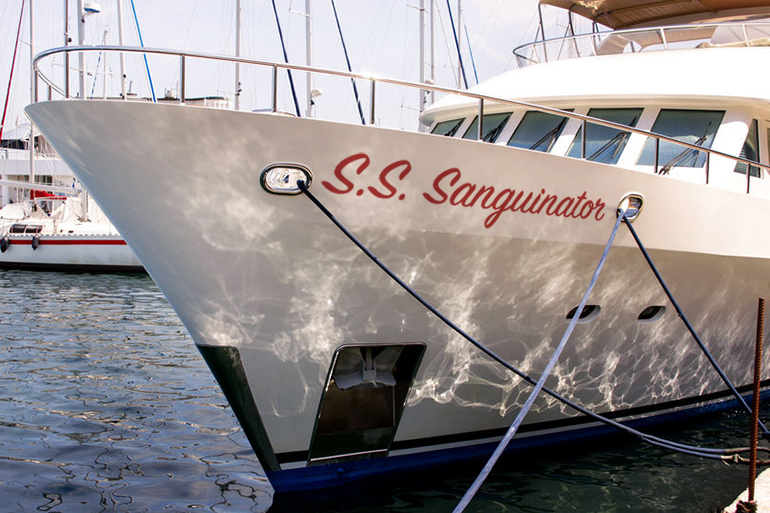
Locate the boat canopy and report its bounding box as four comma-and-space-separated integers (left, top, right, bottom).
540, 0, 770, 29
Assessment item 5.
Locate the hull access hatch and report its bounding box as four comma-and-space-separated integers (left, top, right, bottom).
308, 343, 425, 465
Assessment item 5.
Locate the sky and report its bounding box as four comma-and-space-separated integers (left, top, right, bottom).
0, 0, 560, 132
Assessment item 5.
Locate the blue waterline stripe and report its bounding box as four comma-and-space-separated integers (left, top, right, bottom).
273, 380, 770, 466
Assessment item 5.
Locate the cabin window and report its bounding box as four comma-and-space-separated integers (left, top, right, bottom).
508, 110, 571, 153
462, 112, 512, 142
0, 139, 26, 150
431, 118, 464, 137
567, 108, 642, 164
734, 119, 760, 177
637, 109, 724, 169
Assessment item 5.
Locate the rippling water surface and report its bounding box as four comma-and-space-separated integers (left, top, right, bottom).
0, 270, 763, 512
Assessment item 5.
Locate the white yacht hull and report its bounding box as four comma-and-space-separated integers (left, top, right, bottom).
26, 100, 770, 490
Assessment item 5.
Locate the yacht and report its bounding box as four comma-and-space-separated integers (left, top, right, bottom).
0, 125, 142, 272
24, 0, 770, 492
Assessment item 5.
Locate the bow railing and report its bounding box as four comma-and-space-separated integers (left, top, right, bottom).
32, 44, 767, 194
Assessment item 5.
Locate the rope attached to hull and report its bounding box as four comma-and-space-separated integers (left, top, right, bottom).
296, 180, 768, 506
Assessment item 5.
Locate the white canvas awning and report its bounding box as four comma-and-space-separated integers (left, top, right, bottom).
540, 0, 770, 29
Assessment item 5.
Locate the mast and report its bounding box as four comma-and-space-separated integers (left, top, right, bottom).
65, 0, 70, 98
305, 0, 314, 117
101, 29, 108, 99
76, 0, 93, 219
456, 0, 462, 87
117, 0, 127, 99
28, 0, 35, 190
430, 0, 435, 99
1, 1, 25, 142
235, 0, 241, 110
77, 0, 86, 98
419, 0, 425, 130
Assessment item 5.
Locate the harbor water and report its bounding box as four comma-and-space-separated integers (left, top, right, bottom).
0, 269, 763, 512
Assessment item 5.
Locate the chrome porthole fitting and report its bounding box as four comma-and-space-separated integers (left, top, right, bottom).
260, 163, 313, 195
617, 192, 644, 221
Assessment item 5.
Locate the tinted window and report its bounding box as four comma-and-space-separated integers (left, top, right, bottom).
462, 112, 512, 142
508, 111, 570, 152
431, 118, 464, 137
637, 109, 724, 169
735, 119, 760, 178
568, 108, 642, 164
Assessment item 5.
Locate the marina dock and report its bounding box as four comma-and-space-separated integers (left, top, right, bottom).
725, 469, 770, 513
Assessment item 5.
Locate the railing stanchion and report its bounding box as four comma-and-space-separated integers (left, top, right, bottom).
654, 137, 660, 174
748, 162, 752, 194
33, 68, 38, 103
271, 66, 278, 113
370, 79, 376, 125
581, 119, 587, 159
179, 55, 186, 103
478, 98, 484, 141
705, 152, 710, 184
64, 53, 70, 99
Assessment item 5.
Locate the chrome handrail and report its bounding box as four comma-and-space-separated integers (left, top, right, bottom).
32, 44, 766, 193
513, 21, 770, 67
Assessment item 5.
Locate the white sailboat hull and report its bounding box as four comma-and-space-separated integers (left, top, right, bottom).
26, 99, 770, 490
0, 233, 142, 272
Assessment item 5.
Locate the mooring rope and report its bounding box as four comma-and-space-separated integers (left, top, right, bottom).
624, 218, 770, 437
453, 206, 625, 512
295, 180, 768, 490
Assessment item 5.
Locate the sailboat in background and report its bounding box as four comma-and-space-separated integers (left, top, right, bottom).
0, 0, 142, 272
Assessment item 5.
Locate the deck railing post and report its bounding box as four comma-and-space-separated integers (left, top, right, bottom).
705, 152, 710, 184
747, 163, 752, 194
370, 79, 376, 125
478, 98, 484, 141
581, 119, 586, 159
272, 66, 278, 113
179, 55, 186, 103
33, 68, 39, 103
654, 138, 660, 174
64, 53, 70, 99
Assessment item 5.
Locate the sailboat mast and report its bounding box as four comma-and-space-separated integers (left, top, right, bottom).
305, 0, 313, 118
419, 0, 425, 131
28, 0, 35, 189
117, 0, 127, 99
75, 0, 90, 219
77, 0, 86, 98
430, 0, 434, 96
235, 0, 241, 110
456, 0, 462, 88
64, 0, 70, 98
1, 1, 25, 142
